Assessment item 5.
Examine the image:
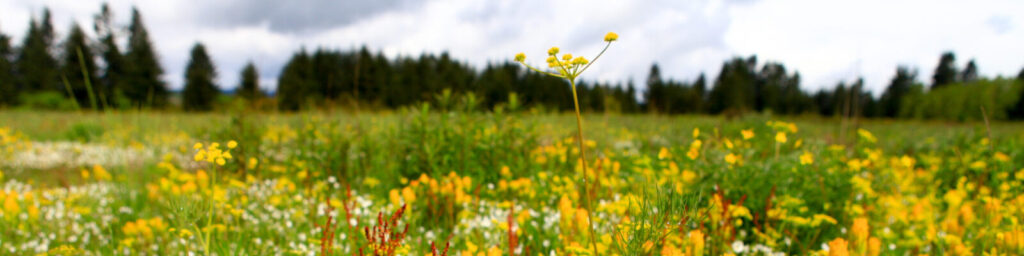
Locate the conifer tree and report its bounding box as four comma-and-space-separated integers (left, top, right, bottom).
16, 9, 59, 93
94, 3, 126, 108
124, 7, 167, 108
238, 61, 261, 101
182, 43, 218, 111
931, 52, 958, 89
60, 23, 100, 109
277, 50, 313, 111
0, 27, 16, 106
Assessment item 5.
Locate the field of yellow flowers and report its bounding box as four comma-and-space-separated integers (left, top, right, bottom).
0, 110, 1022, 255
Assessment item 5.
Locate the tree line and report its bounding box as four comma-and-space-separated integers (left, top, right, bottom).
1, 4, 1024, 120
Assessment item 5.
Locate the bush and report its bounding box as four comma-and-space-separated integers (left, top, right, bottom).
19, 91, 80, 110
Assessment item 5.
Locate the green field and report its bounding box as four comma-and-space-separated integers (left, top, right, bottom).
1, 110, 1023, 255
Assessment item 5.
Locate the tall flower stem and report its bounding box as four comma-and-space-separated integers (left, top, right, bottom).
569, 78, 598, 255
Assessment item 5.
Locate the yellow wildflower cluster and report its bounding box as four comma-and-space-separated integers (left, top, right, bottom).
193, 141, 236, 166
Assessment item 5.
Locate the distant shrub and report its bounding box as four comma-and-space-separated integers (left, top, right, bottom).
19, 91, 79, 110
900, 78, 1023, 121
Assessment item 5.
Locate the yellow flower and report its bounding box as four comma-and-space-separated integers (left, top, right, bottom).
402, 187, 416, 203
514, 53, 526, 62
227, 140, 238, 149
800, 151, 814, 165
687, 148, 699, 160
724, 153, 739, 165
93, 165, 112, 181
828, 238, 849, 256
658, 147, 671, 160
3, 193, 19, 215
247, 157, 259, 169
548, 47, 559, 56
775, 132, 787, 143
193, 143, 203, 149
562, 53, 573, 61
604, 32, 618, 42
851, 217, 869, 244
741, 129, 754, 140
571, 56, 588, 65
693, 127, 700, 138
688, 230, 704, 256
857, 129, 876, 143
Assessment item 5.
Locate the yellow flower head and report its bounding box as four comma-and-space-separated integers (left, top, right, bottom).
546, 56, 557, 64
571, 56, 588, 65
775, 132, 787, 143
227, 140, 238, 149
548, 47, 560, 56
741, 129, 754, 140
514, 53, 526, 62
562, 53, 573, 61
604, 32, 618, 42
724, 153, 739, 165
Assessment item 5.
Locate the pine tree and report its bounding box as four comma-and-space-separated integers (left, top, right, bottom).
931, 52, 958, 89
277, 49, 314, 111
238, 61, 261, 101
960, 59, 978, 83
182, 43, 218, 111
0, 27, 16, 106
94, 3, 126, 108
60, 23, 101, 109
124, 7, 167, 108
880, 66, 916, 118
16, 9, 59, 93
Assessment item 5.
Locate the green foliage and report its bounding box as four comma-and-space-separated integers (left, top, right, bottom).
18, 91, 79, 110
901, 78, 1024, 121
182, 43, 219, 111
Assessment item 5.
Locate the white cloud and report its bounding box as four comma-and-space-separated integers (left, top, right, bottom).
2, 0, 1022, 95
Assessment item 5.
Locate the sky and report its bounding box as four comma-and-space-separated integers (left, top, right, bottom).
1, 0, 1023, 95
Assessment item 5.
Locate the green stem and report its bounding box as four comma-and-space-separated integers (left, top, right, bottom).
77, 47, 99, 110
569, 78, 598, 255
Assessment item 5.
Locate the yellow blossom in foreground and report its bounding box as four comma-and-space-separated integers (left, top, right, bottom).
658, 147, 671, 160
741, 129, 754, 140
800, 151, 814, 165
829, 238, 849, 256
688, 230, 704, 256
725, 153, 739, 165
514, 53, 525, 62
775, 132, 788, 143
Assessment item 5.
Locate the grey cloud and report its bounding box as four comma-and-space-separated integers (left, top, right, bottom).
194, 0, 423, 33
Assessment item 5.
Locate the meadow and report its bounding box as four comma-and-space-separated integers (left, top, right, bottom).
1, 109, 1023, 255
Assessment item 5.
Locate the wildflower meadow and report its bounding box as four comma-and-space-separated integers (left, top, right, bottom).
1, 105, 1023, 255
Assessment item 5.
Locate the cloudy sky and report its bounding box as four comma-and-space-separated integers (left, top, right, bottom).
1, 0, 1022, 94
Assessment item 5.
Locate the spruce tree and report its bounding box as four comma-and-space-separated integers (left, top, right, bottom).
960, 59, 978, 83
94, 3, 126, 108
0, 27, 16, 106
238, 61, 260, 101
931, 52, 958, 89
880, 66, 916, 117
182, 43, 218, 111
16, 9, 59, 93
60, 23, 100, 109
277, 50, 313, 111
124, 7, 167, 108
